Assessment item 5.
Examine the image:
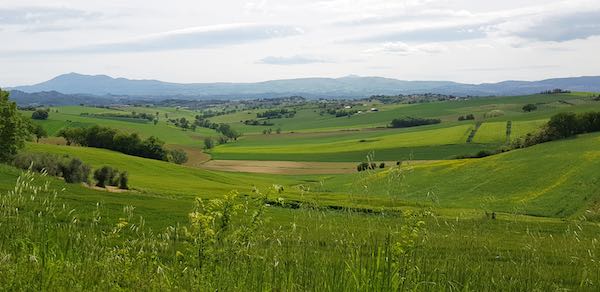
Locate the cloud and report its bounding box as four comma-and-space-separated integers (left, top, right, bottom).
7, 23, 304, 55
0, 7, 103, 29
331, 9, 474, 26
0, 7, 100, 25
350, 23, 492, 43
258, 55, 334, 65
507, 10, 600, 42
365, 42, 446, 55
458, 65, 561, 72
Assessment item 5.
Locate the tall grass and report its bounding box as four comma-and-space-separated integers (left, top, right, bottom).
1, 170, 599, 290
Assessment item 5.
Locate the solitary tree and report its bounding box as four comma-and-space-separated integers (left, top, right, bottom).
522, 104, 538, 112
31, 124, 47, 142
204, 137, 214, 149
118, 171, 129, 190
31, 109, 49, 120
0, 88, 30, 162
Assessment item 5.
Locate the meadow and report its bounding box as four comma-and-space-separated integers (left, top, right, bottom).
4, 91, 600, 290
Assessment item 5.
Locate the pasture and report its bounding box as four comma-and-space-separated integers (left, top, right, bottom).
4, 91, 600, 290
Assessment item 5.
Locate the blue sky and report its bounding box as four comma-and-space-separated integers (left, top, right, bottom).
1, 0, 599, 86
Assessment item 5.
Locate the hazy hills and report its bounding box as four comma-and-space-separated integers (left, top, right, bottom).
9, 73, 600, 101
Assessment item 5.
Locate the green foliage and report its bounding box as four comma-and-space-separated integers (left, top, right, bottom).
390, 116, 441, 128
30, 123, 47, 142
513, 111, 600, 148
0, 89, 30, 162
58, 125, 168, 161
61, 157, 91, 183
31, 109, 49, 120
522, 103, 538, 112
168, 149, 188, 164
94, 166, 115, 188
118, 171, 129, 189
204, 137, 215, 149
458, 113, 475, 121
12, 152, 90, 183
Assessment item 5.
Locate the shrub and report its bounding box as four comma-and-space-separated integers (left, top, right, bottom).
168, 149, 188, 164
356, 162, 370, 172
12, 152, 90, 183
547, 112, 578, 138
94, 166, 115, 188
30, 124, 47, 142
13, 152, 63, 176
522, 104, 538, 112
61, 158, 91, 183
204, 137, 215, 149
458, 114, 475, 121
218, 136, 229, 144
31, 109, 49, 120
118, 171, 129, 189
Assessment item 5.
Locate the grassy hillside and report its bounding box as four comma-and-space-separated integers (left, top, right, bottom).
22, 131, 600, 219
321, 132, 600, 217
25, 105, 215, 147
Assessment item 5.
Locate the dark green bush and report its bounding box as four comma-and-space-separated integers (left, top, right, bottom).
168, 149, 188, 164
94, 166, 115, 188
390, 117, 441, 128
12, 152, 90, 183
31, 109, 49, 120
118, 171, 129, 190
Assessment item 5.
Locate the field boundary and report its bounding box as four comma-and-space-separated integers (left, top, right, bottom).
466, 122, 483, 143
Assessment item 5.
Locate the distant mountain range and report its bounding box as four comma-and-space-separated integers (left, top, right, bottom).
7, 73, 600, 101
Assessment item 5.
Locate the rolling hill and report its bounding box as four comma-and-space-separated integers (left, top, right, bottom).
10, 73, 600, 99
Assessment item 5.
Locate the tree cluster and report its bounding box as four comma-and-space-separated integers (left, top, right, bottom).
57, 126, 186, 164
540, 89, 571, 94
31, 109, 49, 120
390, 117, 441, 128
243, 119, 274, 126
512, 111, 600, 148
193, 117, 241, 141
256, 109, 295, 119
93, 166, 128, 189
82, 111, 156, 122
458, 114, 475, 121
325, 109, 358, 117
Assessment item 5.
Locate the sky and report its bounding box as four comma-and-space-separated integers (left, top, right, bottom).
1, 0, 599, 86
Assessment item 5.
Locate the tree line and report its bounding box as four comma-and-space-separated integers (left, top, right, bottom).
512, 111, 600, 148
389, 117, 441, 128
256, 109, 296, 119
58, 126, 188, 164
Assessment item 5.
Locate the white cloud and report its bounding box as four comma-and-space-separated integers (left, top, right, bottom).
365, 42, 446, 55
4, 23, 304, 55
258, 55, 334, 65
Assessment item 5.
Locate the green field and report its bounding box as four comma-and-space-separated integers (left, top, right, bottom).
4, 91, 600, 290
